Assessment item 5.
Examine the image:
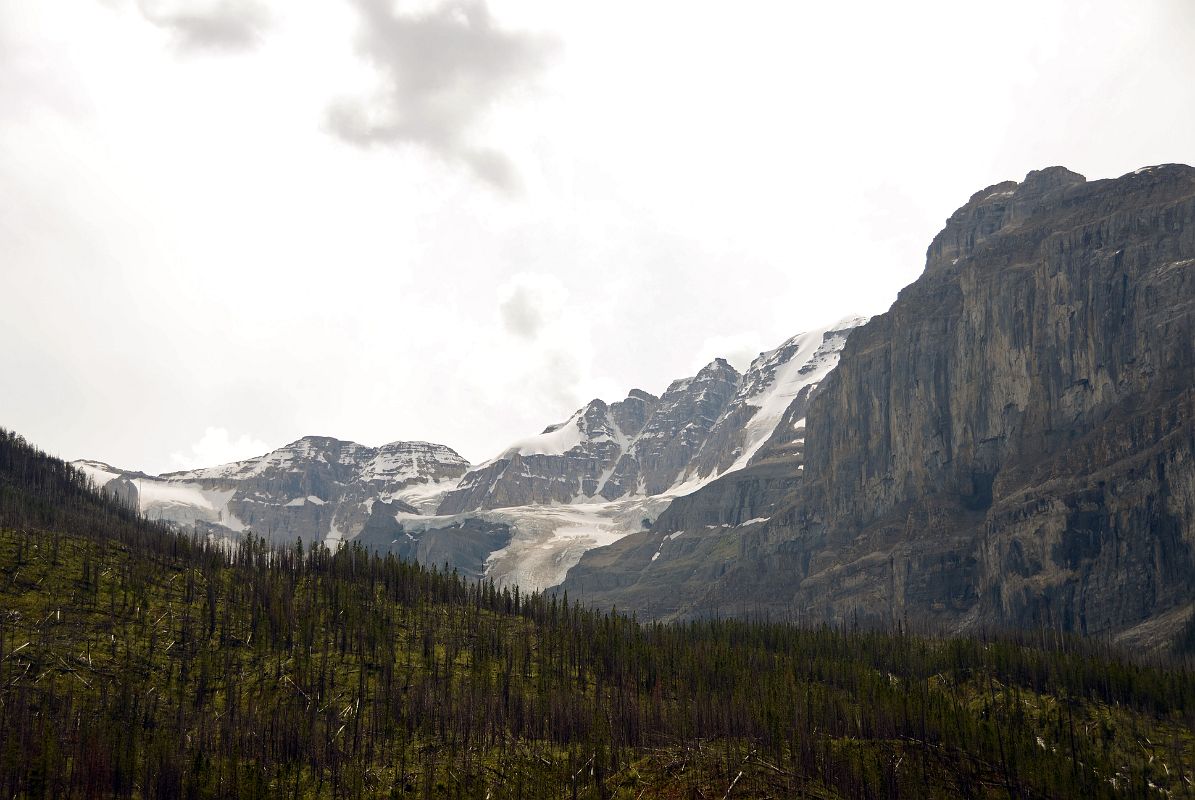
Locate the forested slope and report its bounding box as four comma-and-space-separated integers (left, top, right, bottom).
1, 428, 1194, 798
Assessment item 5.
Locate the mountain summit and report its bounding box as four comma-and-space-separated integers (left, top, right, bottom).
438, 316, 865, 514
75, 436, 470, 544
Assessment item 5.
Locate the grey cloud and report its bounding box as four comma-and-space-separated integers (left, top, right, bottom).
137, 0, 271, 52
499, 286, 543, 339
329, 0, 555, 190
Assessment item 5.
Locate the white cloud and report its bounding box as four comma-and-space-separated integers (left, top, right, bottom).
327, 0, 556, 189
136, 0, 272, 52
170, 427, 270, 471
498, 272, 567, 340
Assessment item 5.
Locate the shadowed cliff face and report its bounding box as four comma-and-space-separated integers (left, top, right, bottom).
690, 165, 1195, 646
810, 165, 1195, 526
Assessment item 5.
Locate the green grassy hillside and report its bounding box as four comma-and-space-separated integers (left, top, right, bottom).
1, 429, 1193, 798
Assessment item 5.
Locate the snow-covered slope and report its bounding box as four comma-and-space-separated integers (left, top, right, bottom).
73, 437, 470, 544
681, 315, 866, 481
437, 390, 656, 514
439, 316, 866, 514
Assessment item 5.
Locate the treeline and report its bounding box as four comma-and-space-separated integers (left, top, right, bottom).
1, 427, 1193, 798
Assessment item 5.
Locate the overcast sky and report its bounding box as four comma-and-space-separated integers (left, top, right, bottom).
3, 0, 1194, 473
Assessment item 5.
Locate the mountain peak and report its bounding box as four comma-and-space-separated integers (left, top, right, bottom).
376, 439, 468, 458
290, 434, 356, 447
928, 165, 1088, 274
1019, 165, 1086, 196
440, 318, 861, 513
929, 164, 1195, 277
75, 432, 472, 545
698, 357, 739, 376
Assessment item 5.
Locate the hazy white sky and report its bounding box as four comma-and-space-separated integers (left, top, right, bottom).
2, 0, 1194, 472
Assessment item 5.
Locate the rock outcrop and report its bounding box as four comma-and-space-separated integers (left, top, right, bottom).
353, 500, 512, 582
554, 460, 797, 618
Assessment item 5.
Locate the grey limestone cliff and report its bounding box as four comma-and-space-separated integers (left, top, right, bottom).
689, 164, 1195, 647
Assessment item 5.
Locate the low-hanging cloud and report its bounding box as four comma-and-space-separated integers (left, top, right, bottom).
328, 0, 556, 190
170, 426, 270, 472
692, 331, 764, 373
136, 0, 271, 53
497, 273, 567, 340
499, 286, 544, 339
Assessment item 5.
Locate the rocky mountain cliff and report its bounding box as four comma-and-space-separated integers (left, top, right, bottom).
74, 436, 470, 544
674, 164, 1195, 648
439, 318, 864, 514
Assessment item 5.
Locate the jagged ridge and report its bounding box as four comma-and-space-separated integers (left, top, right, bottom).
74, 436, 470, 544
438, 317, 865, 514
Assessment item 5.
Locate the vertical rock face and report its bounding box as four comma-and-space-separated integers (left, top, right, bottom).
610, 389, 657, 439
808, 165, 1195, 531
697, 164, 1195, 646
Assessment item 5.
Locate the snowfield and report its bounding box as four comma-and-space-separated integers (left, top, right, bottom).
392, 494, 673, 592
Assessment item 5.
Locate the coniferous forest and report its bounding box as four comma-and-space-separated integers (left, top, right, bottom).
1, 427, 1194, 799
